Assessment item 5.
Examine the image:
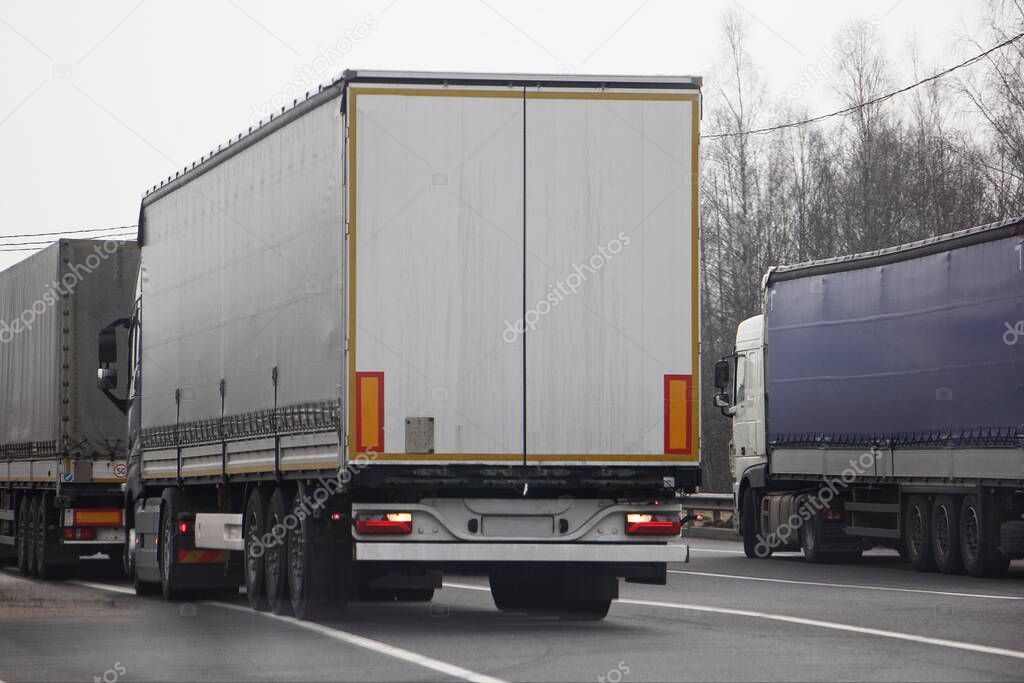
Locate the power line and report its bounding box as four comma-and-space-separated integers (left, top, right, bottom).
0, 224, 138, 239
0, 232, 137, 249
703, 30, 1024, 139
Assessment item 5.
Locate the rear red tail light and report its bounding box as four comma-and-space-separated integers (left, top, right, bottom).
355, 512, 413, 535
178, 520, 193, 535
822, 507, 845, 522
63, 528, 97, 541
625, 513, 682, 536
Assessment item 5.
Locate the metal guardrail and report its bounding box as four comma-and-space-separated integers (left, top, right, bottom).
681, 493, 735, 527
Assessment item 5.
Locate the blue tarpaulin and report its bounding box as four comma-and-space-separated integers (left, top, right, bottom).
766, 219, 1024, 448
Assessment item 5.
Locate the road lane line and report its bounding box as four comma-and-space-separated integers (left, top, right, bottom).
667, 569, 1024, 601
68, 580, 136, 595
62, 578, 505, 683
685, 547, 746, 555
618, 598, 1024, 661
210, 601, 506, 683
445, 582, 1024, 661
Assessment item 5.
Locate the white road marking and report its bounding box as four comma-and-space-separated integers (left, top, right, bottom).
63, 578, 505, 683
210, 602, 506, 683
444, 582, 489, 591
619, 598, 1024, 661
685, 547, 746, 555
444, 582, 1024, 661
667, 569, 1024, 601
68, 580, 136, 595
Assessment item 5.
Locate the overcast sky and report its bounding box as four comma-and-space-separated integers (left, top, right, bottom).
0, 0, 989, 269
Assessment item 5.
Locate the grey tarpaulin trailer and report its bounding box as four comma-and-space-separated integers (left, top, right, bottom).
0, 239, 138, 577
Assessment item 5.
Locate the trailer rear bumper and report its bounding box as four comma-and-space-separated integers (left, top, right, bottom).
354, 541, 688, 564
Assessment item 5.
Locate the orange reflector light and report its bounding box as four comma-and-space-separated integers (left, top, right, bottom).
63, 527, 97, 541
664, 374, 693, 456
625, 513, 682, 536
355, 512, 413, 535
355, 372, 384, 454
72, 509, 123, 527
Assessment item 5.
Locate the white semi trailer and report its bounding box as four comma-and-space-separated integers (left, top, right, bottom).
715, 217, 1024, 576
98, 71, 703, 619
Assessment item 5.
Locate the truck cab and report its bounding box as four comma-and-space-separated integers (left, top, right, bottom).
723, 315, 766, 494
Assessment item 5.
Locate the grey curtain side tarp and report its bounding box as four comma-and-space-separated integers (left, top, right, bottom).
0, 240, 137, 457
766, 231, 1024, 447
64, 240, 139, 458
139, 97, 344, 433
0, 244, 60, 448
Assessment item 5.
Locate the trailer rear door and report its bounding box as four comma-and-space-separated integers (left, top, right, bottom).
348, 84, 525, 464
348, 80, 699, 467
523, 88, 699, 465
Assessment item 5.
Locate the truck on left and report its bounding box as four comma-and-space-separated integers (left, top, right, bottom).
0, 239, 139, 577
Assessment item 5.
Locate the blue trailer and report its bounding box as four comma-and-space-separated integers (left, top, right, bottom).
714, 216, 1024, 576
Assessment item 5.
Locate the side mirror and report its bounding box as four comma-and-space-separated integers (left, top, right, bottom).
97, 317, 131, 414
98, 326, 118, 364
714, 359, 731, 391
97, 367, 118, 390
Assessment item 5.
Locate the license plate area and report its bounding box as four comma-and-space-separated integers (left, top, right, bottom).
481, 515, 554, 538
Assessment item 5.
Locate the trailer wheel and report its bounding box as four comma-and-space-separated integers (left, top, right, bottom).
488, 570, 522, 612
931, 495, 964, 575
742, 488, 771, 559
33, 493, 54, 579
904, 495, 936, 572
16, 496, 31, 575
243, 488, 269, 611
264, 487, 291, 615
287, 487, 347, 621
159, 490, 188, 600
488, 566, 558, 613
960, 495, 1010, 578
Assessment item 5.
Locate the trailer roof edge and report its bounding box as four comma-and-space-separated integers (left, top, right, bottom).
766, 216, 1024, 285
139, 70, 701, 218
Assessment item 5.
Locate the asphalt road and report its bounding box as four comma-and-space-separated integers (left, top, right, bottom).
2, 540, 1023, 682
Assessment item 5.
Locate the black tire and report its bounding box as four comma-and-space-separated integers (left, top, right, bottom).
28, 496, 44, 578
931, 495, 964, 575
16, 496, 31, 576
488, 571, 521, 612
265, 488, 291, 615
34, 493, 53, 579
801, 510, 825, 563
244, 488, 270, 611
896, 538, 911, 563
904, 495, 936, 572
160, 490, 186, 601
742, 488, 771, 559
488, 566, 569, 615
960, 495, 1010, 578
287, 488, 345, 621
559, 599, 612, 621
